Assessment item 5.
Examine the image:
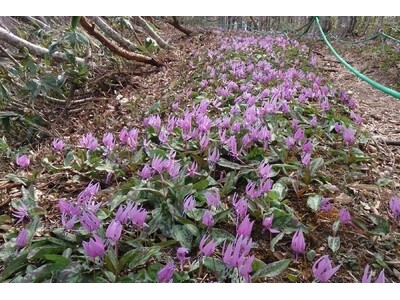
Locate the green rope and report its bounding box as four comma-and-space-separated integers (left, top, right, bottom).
327, 32, 381, 45
379, 31, 400, 43
296, 18, 315, 39
314, 16, 400, 99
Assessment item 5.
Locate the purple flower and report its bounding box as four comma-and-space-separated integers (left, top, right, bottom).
102, 132, 115, 152
237, 215, 254, 237
16, 155, 30, 168
61, 214, 77, 229
106, 172, 113, 184
375, 270, 385, 283
172, 102, 179, 110
77, 182, 100, 206
176, 247, 188, 271
79, 133, 98, 151
301, 140, 313, 154
238, 254, 255, 283
151, 156, 165, 174
389, 196, 400, 219
140, 164, 153, 180
259, 161, 272, 178
183, 195, 196, 213
115, 203, 132, 224
362, 265, 385, 283
343, 127, 355, 145
262, 216, 279, 233
205, 189, 220, 208
291, 229, 306, 257
12, 203, 29, 225
199, 235, 216, 257
159, 129, 168, 144
147, 114, 161, 131
127, 129, 139, 150
334, 122, 343, 133
301, 152, 311, 166
245, 181, 259, 199
80, 210, 100, 233
202, 210, 214, 228
199, 133, 209, 150
187, 161, 198, 177
83, 234, 105, 259
285, 136, 296, 149
130, 203, 148, 228
52, 139, 65, 151
232, 193, 248, 220
310, 116, 317, 126
294, 128, 305, 142
312, 255, 341, 282
176, 247, 188, 262
339, 208, 351, 224
106, 219, 123, 242
291, 119, 299, 131
157, 261, 175, 283
167, 161, 181, 179
119, 127, 129, 143
319, 198, 332, 212
16, 228, 28, 248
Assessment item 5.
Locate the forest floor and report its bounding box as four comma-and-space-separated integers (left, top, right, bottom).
0, 26, 399, 282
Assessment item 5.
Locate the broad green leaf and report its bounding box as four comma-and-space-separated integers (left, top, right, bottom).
307, 194, 322, 212
119, 246, 161, 270
70, 16, 81, 31
43, 254, 70, 266
217, 158, 244, 170
328, 236, 340, 253
0, 252, 28, 282
332, 220, 341, 235
211, 228, 235, 245
310, 157, 324, 176
203, 257, 226, 274
213, 208, 231, 223
220, 171, 237, 196
27, 245, 65, 260
271, 182, 287, 201
252, 259, 291, 281
270, 232, 285, 252
171, 225, 193, 249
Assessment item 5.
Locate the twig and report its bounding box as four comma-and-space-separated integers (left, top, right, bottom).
0, 44, 22, 68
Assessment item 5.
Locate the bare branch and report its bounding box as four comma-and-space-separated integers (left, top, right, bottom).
79, 17, 163, 67
91, 17, 137, 52
136, 16, 174, 50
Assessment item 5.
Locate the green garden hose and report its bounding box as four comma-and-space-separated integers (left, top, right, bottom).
379, 31, 400, 43
327, 32, 381, 45
314, 16, 400, 99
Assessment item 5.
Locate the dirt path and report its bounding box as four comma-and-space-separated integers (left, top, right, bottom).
316, 42, 400, 195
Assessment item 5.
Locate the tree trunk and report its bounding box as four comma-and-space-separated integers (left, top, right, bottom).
136, 16, 173, 50
321, 16, 332, 33
165, 17, 193, 37
91, 17, 137, 52
79, 17, 163, 67
375, 16, 385, 33
13, 16, 50, 29
0, 26, 84, 63
249, 17, 258, 31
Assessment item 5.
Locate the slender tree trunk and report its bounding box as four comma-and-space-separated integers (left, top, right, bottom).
13, 16, 50, 29
164, 16, 193, 37
0, 26, 84, 62
249, 17, 258, 31
91, 17, 137, 52
136, 16, 173, 50
79, 17, 163, 67
375, 16, 385, 33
